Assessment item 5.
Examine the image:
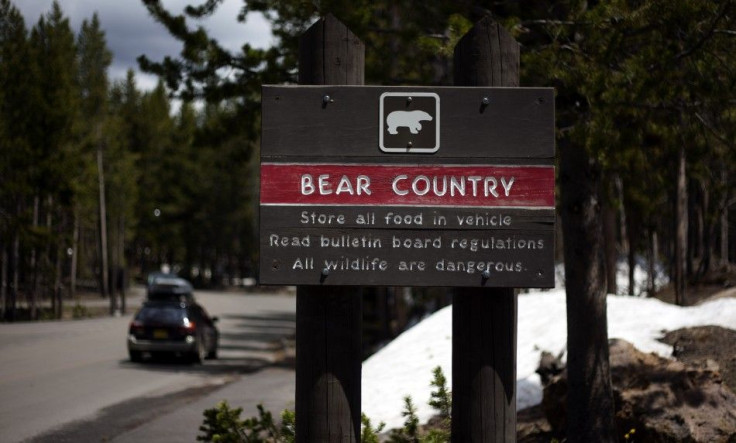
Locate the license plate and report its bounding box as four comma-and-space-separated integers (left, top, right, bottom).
153, 329, 168, 339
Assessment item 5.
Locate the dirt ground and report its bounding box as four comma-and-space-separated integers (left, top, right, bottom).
654, 266, 736, 391
518, 266, 736, 441
652, 266, 736, 306
660, 325, 736, 392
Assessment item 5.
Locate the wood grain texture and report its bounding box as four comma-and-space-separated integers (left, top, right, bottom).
261, 86, 553, 160
295, 15, 363, 443
452, 17, 522, 443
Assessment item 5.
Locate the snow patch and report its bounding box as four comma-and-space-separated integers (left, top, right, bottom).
363, 285, 736, 431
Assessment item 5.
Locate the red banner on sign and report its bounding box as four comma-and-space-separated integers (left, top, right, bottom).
261, 163, 554, 208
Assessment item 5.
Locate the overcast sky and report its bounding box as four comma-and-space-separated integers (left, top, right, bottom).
15, 0, 274, 91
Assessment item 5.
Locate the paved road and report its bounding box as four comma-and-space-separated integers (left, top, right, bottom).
0, 288, 296, 442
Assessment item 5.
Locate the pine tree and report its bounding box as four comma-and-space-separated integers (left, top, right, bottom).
131, 81, 174, 274
25, 1, 80, 319
0, 0, 35, 320
519, 1, 736, 439
77, 12, 114, 310
106, 79, 141, 314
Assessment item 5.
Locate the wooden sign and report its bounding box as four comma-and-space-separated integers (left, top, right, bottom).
260, 86, 555, 287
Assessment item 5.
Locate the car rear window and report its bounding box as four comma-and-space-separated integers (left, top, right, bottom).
136, 305, 187, 324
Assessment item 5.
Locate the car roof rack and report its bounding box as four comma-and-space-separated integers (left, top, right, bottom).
146, 273, 194, 302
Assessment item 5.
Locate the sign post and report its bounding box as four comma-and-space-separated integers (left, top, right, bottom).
294, 15, 363, 443
261, 15, 553, 443
451, 17, 523, 442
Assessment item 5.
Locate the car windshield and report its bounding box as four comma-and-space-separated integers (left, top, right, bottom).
136, 305, 187, 325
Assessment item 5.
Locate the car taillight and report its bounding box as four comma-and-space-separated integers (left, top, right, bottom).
129, 320, 144, 334
179, 321, 196, 334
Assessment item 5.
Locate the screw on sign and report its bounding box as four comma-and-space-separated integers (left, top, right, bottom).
259, 89, 555, 288
261, 14, 555, 443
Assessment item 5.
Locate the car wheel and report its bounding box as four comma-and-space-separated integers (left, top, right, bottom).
129, 350, 142, 362
190, 338, 206, 364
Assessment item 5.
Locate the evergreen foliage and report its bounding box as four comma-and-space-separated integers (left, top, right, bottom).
1, 0, 263, 319
1, 0, 731, 440
428, 366, 450, 421
2, 6, 733, 440
197, 400, 247, 443
197, 401, 294, 443
388, 396, 420, 442
135, 0, 736, 299
360, 413, 385, 443
196, 367, 453, 442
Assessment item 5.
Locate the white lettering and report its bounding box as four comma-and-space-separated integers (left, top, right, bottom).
356, 175, 371, 195
467, 176, 482, 195
432, 176, 447, 196
301, 174, 315, 195
335, 175, 354, 195
318, 174, 332, 195
485, 177, 498, 197
412, 175, 431, 196
450, 176, 466, 196
300, 211, 345, 225
392, 175, 409, 195
501, 176, 515, 196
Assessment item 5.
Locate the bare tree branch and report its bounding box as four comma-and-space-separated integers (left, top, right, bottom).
694, 112, 733, 146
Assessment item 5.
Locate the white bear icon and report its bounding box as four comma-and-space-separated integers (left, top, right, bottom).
386, 110, 433, 135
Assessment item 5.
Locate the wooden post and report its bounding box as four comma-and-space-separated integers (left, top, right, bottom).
452, 17, 519, 442
295, 15, 364, 443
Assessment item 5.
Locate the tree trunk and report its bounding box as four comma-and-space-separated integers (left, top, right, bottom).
54, 242, 63, 319
97, 144, 111, 312
675, 144, 687, 305
1, 246, 7, 320
46, 196, 54, 316
625, 203, 640, 296
71, 209, 79, 299
697, 181, 712, 279
627, 228, 637, 296
111, 213, 119, 313
560, 137, 617, 442
721, 203, 729, 268
10, 231, 19, 321
603, 186, 618, 295
720, 168, 729, 268
648, 230, 658, 296
616, 177, 628, 254
120, 215, 126, 315
30, 195, 39, 320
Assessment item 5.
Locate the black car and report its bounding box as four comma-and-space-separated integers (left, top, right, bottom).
127, 275, 219, 363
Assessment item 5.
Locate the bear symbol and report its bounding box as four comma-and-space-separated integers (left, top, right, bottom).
386, 110, 433, 135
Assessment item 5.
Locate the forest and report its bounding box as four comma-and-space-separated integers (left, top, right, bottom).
0, 0, 259, 320
1, 0, 735, 321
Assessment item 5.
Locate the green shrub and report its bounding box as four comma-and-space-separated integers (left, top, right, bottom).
361, 413, 386, 443
197, 401, 293, 443
198, 367, 453, 442
427, 366, 451, 441
72, 302, 90, 319
388, 366, 451, 442
197, 401, 246, 442
388, 396, 420, 442
428, 366, 451, 420
280, 410, 295, 443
